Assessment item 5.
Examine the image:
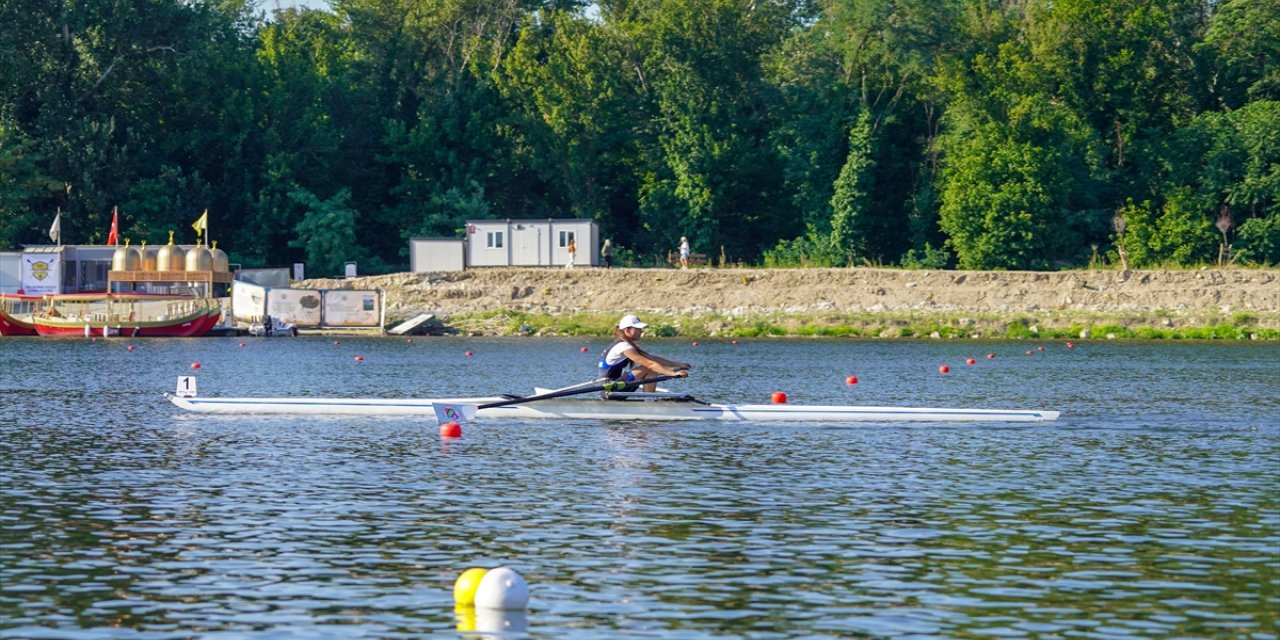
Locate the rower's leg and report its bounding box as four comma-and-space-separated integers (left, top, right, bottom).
630, 366, 660, 392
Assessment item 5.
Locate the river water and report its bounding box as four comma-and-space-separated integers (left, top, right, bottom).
1, 337, 1276, 639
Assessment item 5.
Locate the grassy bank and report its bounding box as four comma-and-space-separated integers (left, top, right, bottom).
446, 309, 1280, 341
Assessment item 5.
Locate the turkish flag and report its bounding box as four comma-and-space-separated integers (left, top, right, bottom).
107, 207, 119, 245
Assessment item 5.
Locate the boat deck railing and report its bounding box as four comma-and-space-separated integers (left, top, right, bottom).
43, 297, 216, 324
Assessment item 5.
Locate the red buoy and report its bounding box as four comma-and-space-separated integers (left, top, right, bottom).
127, 345, 136, 351
731, 340, 738, 345
691, 341, 699, 347
238, 342, 246, 348
1025, 350, 1033, 355
1066, 341, 1075, 348
939, 365, 950, 374
333, 340, 341, 345
579, 347, 588, 352
354, 356, 364, 362
407, 338, 414, 344
987, 353, 996, 359
465, 350, 474, 357
440, 422, 462, 438
845, 375, 858, 385
771, 391, 788, 404
966, 358, 976, 365
1037, 345, 1045, 352
190, 362, 201, 369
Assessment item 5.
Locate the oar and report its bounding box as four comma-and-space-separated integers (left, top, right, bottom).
433, 373, 685, 423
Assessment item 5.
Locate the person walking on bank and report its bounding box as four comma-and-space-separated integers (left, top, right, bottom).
679, 236, 690, 269
600, 314, 690, 392
566, 238, 576, 269
601, 239, 613, 268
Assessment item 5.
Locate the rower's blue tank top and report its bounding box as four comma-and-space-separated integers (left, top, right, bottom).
599, 340, 636, 380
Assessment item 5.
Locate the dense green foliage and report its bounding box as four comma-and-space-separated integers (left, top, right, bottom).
1, 0, 1276, 273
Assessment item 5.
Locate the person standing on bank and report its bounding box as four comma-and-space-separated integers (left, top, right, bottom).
566, 238, 576, 269
600, 239, 613, 268
679, 236, 690, 269
600, 314, 691, 392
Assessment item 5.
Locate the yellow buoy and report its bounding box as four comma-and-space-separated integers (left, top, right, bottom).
454, 606, 476, 632
453, 567, 488, 607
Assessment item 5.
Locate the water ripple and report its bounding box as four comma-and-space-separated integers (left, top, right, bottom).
2, 339, 1277, 638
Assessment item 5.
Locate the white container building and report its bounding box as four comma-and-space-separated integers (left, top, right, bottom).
465, 218, 598, 268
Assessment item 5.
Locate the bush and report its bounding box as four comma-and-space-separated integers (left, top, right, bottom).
1235, 214, 1280, 265
900, 243, 952, 269
762, 229, 848, 267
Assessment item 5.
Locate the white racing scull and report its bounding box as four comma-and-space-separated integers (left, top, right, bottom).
167, 376, 1060, 423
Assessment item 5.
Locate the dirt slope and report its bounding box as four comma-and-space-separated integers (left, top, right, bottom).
300, 267, 1280, 333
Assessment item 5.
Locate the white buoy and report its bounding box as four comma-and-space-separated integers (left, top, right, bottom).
472, 566, 529, 610
475, 608, 528, 633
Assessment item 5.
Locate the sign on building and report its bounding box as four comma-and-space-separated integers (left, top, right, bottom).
21, 254, 61, 295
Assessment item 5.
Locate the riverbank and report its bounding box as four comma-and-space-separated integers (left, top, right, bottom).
298, 267, 1280, 340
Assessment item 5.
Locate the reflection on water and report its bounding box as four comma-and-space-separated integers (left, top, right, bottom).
1, 337, 1277, 638
456, 607, 528, 637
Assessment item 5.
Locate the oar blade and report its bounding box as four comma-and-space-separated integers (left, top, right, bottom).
433, 403, 477, 423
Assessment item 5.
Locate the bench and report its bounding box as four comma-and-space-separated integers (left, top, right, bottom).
667, 251, 709, 267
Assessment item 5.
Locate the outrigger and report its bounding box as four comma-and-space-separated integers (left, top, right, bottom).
167, 375, 1060, 423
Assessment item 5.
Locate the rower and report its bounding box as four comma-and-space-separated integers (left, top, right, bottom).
599, 314, 690, 394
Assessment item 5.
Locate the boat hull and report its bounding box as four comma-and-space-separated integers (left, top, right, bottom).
32, 297, 220, 337
0, 309, 37, 336
0, 294, 40, 336
168, 395, 1059, 422
35, 314, 212, 337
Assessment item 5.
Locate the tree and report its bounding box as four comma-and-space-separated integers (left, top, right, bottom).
1236, 214, 1280, 265
497, 10, 642, 239
937, 93, 1104, 270
1201, 0, 1280, 106
0, 0, 262, 247
828, 111, 876, 263
618, 0, 800, 261
248, 8, 353, 265
289, 187, 363, 276
0, 131, 61, 249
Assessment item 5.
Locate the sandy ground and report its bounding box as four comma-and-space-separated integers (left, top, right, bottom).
300, 267, 1280, 334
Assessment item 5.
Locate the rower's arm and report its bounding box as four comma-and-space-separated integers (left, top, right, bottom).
637, 348, 690, 371
650, 354, 691, 370
625, 349, 689, 377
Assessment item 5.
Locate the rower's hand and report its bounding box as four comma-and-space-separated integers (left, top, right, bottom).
672, 369, 689, 378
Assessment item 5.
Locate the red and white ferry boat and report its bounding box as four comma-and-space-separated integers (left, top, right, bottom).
30, 294, 222, 337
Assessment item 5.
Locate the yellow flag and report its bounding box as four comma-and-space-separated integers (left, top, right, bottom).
192, 209, 208, 235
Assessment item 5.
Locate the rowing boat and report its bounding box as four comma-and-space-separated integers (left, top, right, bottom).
167, 378, 1059, 422
169, 396, 1058, 422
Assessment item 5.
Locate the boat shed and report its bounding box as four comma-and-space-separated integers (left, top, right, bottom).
18, 245, 114, 295
465, 218, 598, 268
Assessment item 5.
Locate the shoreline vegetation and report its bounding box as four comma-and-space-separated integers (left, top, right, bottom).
444, 310, 1280, 342
299, 267, 1280, 341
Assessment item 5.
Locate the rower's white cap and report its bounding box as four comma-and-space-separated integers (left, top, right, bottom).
618, 314, 648, 330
